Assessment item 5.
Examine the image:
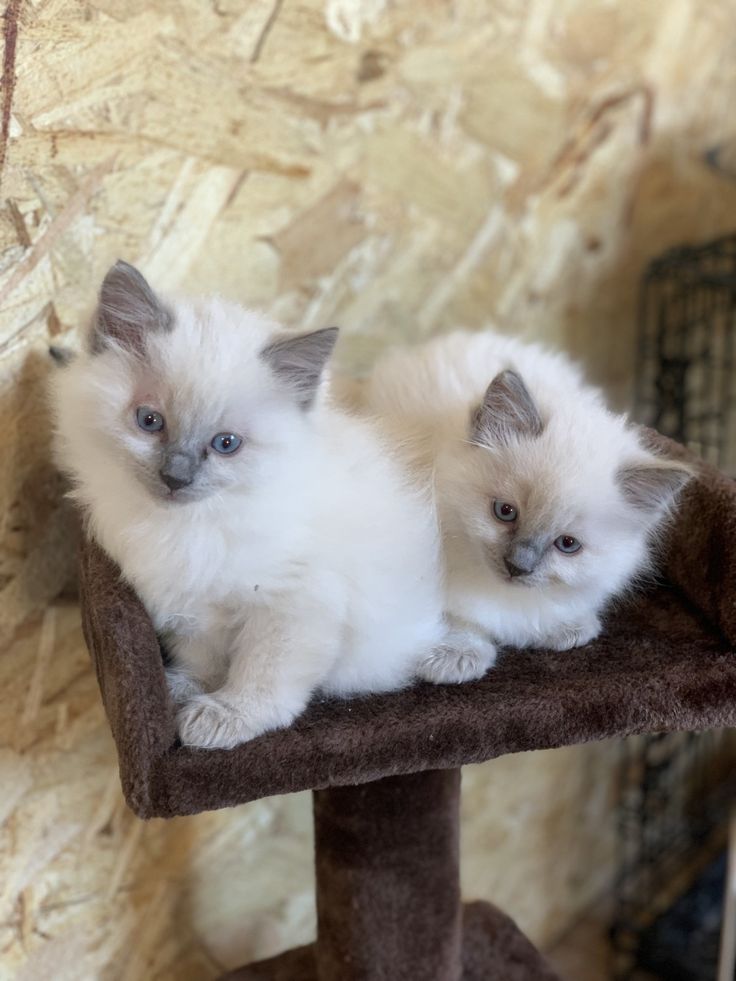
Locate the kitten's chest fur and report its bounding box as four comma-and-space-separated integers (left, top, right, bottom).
91, 489, 311, 633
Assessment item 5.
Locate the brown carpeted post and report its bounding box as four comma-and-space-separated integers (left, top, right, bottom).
224, 769, 560, 981
313, 769, 463, 981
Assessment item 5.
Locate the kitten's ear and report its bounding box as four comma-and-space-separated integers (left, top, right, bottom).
617, 459, 694, 514
91, 260, 172, 354
471, 369, 543, 445
261, 326, 339, 409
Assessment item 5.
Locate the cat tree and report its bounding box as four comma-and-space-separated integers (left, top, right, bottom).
78, 433, 736, 980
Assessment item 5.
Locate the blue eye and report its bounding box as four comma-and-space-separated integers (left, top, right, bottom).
136, 406, 165, 432
554, 535, 581, 554
211, 432, 242, 455
493, 500, 518, 522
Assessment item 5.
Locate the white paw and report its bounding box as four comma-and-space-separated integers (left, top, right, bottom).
165, 666, 204, 706
177, 694, 261, 749
418, 642, 497, 685
545, 616, 601, 652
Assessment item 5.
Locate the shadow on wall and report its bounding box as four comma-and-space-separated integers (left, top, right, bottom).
0, 348, 78, 642
569, 134, 736, 411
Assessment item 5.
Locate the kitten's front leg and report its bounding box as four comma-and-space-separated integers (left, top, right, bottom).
543, 613, 602, 652
417, 617, 497, 685
177, 605, 339, 750
165, 665, 204, 706
164, 630, 227, 707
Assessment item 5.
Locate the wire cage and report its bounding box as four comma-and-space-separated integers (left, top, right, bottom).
611, 233, 736, 980
636, 233, 736, 472
612, 731, 735, 979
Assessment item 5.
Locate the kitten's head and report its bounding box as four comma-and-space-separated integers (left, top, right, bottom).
54, 261, 338, 505
443, 369, 692, 600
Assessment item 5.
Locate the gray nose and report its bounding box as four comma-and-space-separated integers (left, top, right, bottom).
159, 452, 195, 492
504, 540, 541, 578
160, 471, 191, 491
504, 557, 528, 578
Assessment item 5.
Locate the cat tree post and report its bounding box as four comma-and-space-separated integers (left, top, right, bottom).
224, 769, 559, 981
313, 770, 463, 980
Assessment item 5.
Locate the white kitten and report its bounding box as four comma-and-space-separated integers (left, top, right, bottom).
51, 262, 446, 748
363, 330, 692, 682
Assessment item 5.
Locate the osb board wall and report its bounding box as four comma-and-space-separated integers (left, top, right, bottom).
3, 0, 736, 636
2, 0, 736, 976
1, 603, 618, 979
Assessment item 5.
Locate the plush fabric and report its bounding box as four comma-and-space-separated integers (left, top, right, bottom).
653, 433, 736, 646
221, 770, 559, 981
220, 902, 560, 981
77, 430, 736, 980
312, 771, 462, 980
222, 903, 559, 981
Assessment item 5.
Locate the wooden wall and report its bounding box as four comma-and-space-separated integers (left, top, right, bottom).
2, 1, 736, 977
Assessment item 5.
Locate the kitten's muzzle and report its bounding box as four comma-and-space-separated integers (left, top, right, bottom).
504, 540, 543, 579
504, 557, 529, 578
159, 451, 197, 492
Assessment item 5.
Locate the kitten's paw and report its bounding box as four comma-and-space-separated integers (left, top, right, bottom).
177, 694, 261, 749
545, 615, 602, 652
165, 666, 204, 707
418, 641, 497, 685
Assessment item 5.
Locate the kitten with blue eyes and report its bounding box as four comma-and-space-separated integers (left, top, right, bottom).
363, 330, 693, 682
51, 261, 447, 748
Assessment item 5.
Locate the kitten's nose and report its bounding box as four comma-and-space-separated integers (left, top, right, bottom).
504, 541, 541, 578
504, 557, 528, 578
160, 471, 191, 491
159, 452, 195, 492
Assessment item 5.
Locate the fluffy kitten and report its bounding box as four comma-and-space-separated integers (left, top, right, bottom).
363, 330, 693, 682
51, 262, 447, 748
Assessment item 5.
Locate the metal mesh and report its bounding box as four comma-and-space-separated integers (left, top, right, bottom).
611, 233, 736, 979
636, 233, 736, 470
613, 732, 736, 978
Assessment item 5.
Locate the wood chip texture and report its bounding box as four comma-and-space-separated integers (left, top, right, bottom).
1, 1, 736, 976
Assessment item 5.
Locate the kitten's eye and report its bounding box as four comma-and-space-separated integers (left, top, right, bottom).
136, 406, 165, 433
211, 432, 242, 455
493, 501, 518, 523
554, 535, 581, 554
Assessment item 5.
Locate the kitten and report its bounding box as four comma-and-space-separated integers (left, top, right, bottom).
51, 261, 447, 748
363, 330, 693, 682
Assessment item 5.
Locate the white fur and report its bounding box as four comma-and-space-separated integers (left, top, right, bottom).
51, 296, 446, 748
364, 330, 691, 674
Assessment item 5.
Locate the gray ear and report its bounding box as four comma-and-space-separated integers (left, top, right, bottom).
471, 369, 543, 445
617, 460, 693, 513
91, 260, 172, 354
261, 326, 339, 409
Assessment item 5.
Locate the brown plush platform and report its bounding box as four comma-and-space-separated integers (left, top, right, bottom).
82, 528, 736, 817
222, 903, 558, 980
82, 537, 736, 820
78, 432, 736, 980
